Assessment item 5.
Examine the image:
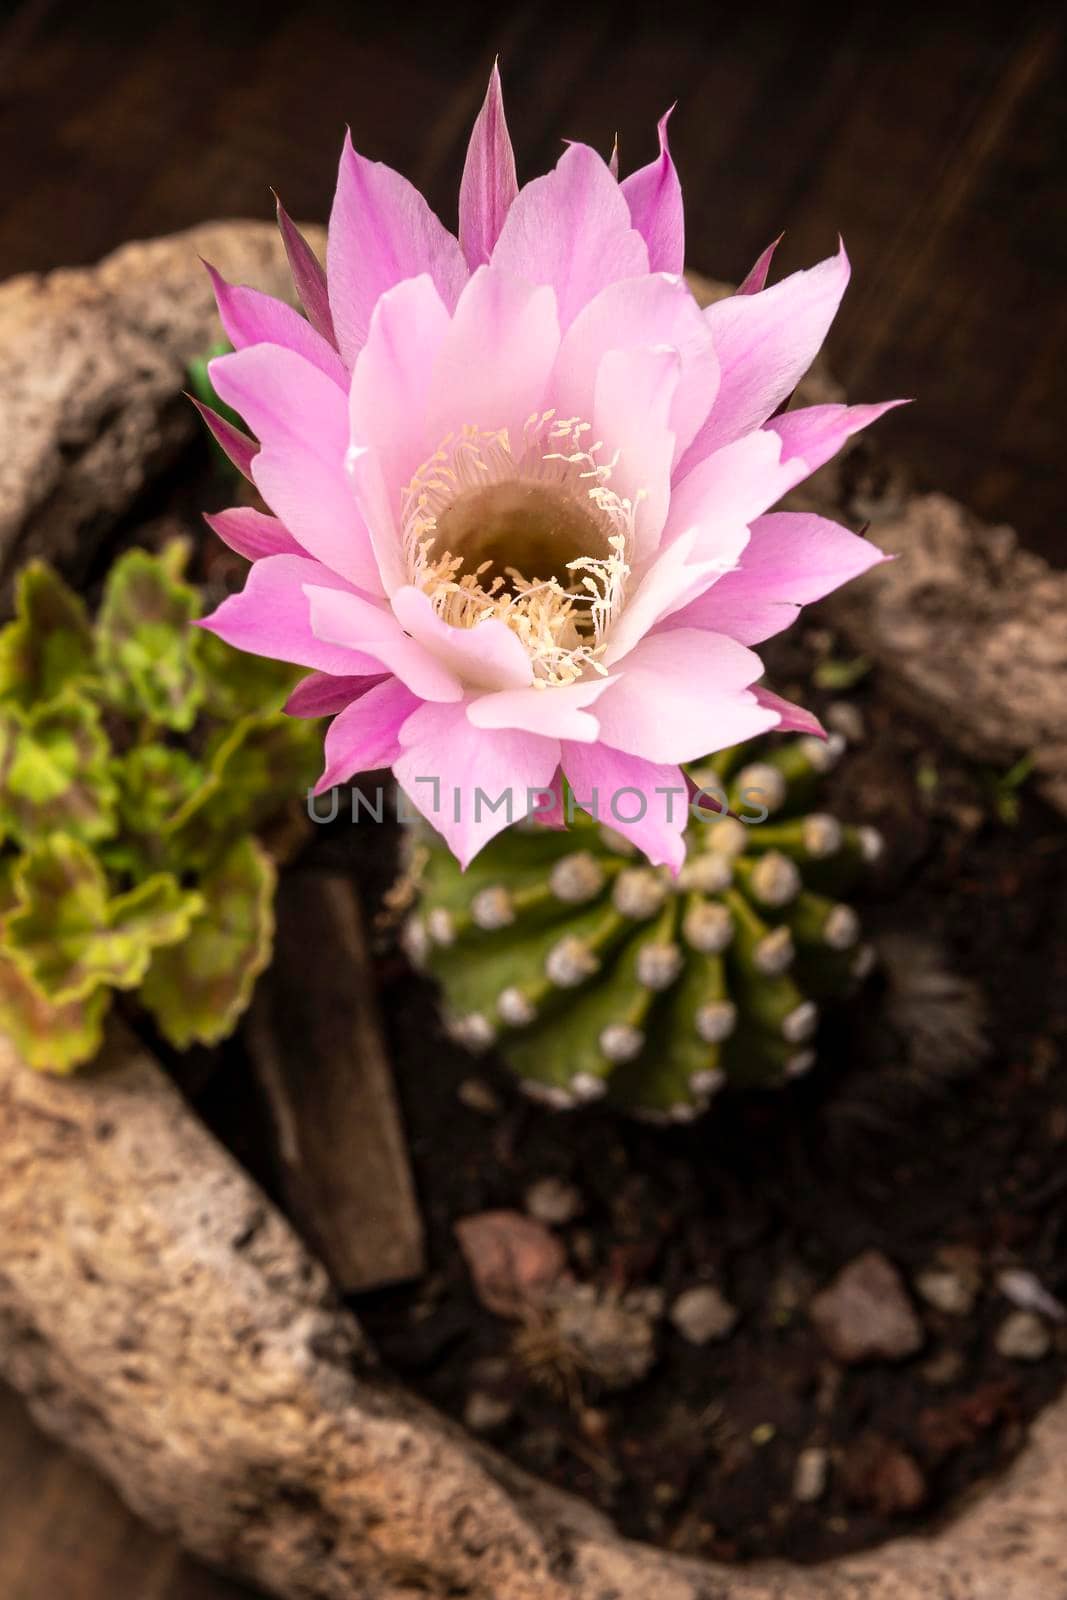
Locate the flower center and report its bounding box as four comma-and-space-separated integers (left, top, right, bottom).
401, 414, 636, 686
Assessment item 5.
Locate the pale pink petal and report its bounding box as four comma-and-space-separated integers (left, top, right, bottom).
619, 108, 684, 274
663, 510, 888, 643
769, 398, 908, 477
594, 629, 778, 764
664, 429, 808, 559
349, 275, 452, 534
491, 142, 648, 327
737, 235, 782, 296
593, 346, 679, 563
304, 583, 462, 703
315, 678, 421, 792
210, 344, 382, 595
752, 685, 825, 737
551, 273, 718, 464
204, 262, 347, 388
327, 132, 468, 366
395, 700, 560, 868
345, 444, 408, 597
560, 742, 688, 871
424, 266, 559, 448
466, 676, 616, 743
390, 586, 533, 692
681, 241, 850, 468
285, 671, 387, 718
190, 398, 256, 481
602, 526, 743, 667
459, 61, 519, 269
203, 506, 302, 562
199, 555, 381, 676
275, 194, 336, 347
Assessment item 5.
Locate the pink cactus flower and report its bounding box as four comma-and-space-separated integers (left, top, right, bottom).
199, 65, 899, 870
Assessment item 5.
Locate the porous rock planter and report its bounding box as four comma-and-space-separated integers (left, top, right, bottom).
1, 222, 1066, 1600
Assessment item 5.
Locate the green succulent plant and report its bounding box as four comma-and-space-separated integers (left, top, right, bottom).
0, 541, 320, 1073
404, 733, 881, 1122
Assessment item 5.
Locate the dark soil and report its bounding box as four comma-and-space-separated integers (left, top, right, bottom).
322, 646, 1066, 1567
165, 441, 1067, 1566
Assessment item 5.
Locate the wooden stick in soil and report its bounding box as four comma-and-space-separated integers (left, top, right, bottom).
245, 868, 425, 1293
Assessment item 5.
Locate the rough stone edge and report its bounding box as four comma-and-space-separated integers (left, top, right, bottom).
3, 1032, 1067, 1600
0, 224, 1064, 1597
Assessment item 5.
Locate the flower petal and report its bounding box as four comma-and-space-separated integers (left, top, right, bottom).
593, 345, 679, 563
491, 142, 648, 327
681, 241, 850, 467
349, 274, 453, 566
769, 398, 908, 477
664, 429, 808, 559
603, 526, 740, 667
204, 261, 347, 388
199, 554, 381, 676
304, 583, 463, 703
663, 510, 888, 643
737, 235, 782, 296
751, 684, 825, 737
594, 629, 778, 764
210, 344, 382, 594
459, 61, 519, 269
203, 506, 302, 562
424, 265, 559, 448
619, 108, 684, 274
390, 585, 533, 691
190, 398, 257, 481
395, 700, 560, 868
668, 428, 809, 560
560, 742, 688, 871
285, 670, 387, 718
315, 678, 421, 792
466, 676, 616, 743
551, 273, 718, 464
275, 194, 336, 347
327, 131, 468, 366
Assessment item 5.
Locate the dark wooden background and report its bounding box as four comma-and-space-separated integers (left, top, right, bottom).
0, 1, 1063, 1595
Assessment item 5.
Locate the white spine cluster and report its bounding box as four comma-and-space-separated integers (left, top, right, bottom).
545, 935, 600, 988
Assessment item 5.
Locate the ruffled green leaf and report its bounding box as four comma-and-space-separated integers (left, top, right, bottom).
0, 951, 110, 1074
140, 835, 276, 1049
0, 691, 117, 844
0, 560, 94, 706
6, 834, 202, 1003
167, 710, 320, 862
95, 541, 204, 730
113, 743, 206, 840
194, 626, 302, 720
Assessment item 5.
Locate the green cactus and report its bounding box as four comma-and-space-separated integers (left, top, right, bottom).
0, 540, 320, 1074
404, 732, 881, 1122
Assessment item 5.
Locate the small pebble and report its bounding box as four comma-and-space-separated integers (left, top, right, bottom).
456, 1077, 502, 1116
793, 1446, 830, 1504
464, 1391, 514, 1433
670, 1285, 739, 1345
842, 1433, 926, 1516
524, 1175, 584, 1226
996, 1310, 1052, 1362
810, 1251, 924, 1364
915, 1266, 978, 1318
920, 1347, 965, 1387
997, 1267, 1067, 1323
